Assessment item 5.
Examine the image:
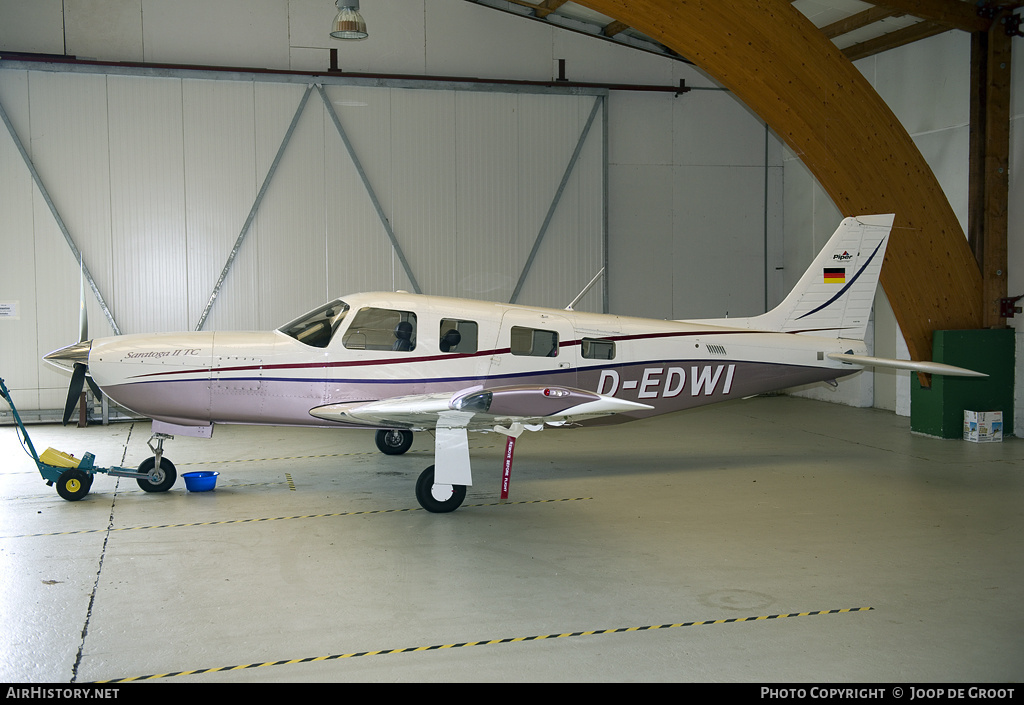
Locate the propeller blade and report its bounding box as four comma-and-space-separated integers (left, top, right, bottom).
79, 257, 88, 342
85, 374, 103, 402
63, 362, 87, 426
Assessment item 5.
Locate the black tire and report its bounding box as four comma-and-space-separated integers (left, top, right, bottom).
137, 456, 177, 493
56, 469, 91, 501
375, 429, 413, 455
415, 465, 466, 513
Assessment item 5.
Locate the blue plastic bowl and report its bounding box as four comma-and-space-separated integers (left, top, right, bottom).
183, 471, 219, 492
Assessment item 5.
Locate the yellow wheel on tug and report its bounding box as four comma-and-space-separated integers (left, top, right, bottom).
56, 469, 91, 501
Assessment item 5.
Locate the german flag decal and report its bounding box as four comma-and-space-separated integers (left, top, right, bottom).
823, 268, 846, 284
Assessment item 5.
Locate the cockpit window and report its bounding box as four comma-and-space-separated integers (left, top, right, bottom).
279, 300, 350, 348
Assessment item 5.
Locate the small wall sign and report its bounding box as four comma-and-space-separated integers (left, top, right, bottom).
0, 302, 19, 319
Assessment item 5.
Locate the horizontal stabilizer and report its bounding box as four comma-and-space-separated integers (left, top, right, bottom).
826, 353, 987, 378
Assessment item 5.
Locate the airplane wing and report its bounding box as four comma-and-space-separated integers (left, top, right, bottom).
309, 384, 654, 434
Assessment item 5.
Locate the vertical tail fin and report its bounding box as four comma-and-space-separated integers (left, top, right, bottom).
751, 214, 894, 339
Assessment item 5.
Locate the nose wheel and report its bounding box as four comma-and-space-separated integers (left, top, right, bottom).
138, 432, 177, 492
136, 456, 177, 492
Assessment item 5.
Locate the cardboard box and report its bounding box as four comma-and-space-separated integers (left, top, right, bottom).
964, 411, 1003, 443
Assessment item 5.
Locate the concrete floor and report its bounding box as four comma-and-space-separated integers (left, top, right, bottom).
1, 395, 1022, 683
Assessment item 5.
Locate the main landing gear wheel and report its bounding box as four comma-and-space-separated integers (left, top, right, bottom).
415, 465, 466, 513
137, 456, 177, 493
56, 468, 92, 501
375, 429, 413, 455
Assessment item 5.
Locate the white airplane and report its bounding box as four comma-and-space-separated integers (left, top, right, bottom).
44, 214, 984, 511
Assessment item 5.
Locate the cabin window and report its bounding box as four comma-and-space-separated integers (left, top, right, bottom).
279, 300, 350, 349
510, 326, 559, 357
439, 319, 478, 354
342, 307, 417, 351
581, 338, 615, 360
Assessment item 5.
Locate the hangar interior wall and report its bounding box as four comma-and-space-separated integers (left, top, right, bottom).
0, 0, 783, 415
0, 69, 608, 411
0, 0, 1020, 434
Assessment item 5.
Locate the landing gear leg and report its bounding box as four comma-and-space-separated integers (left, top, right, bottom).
138, 433, 177, 492
415, 423, 472, 513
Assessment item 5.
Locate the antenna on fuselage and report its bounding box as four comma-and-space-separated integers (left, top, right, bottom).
565, 268, 605, 311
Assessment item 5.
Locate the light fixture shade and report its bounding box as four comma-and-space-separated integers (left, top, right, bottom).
331, 1, 367, 40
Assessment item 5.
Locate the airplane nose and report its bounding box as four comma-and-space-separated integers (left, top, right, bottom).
43, 340, 92, 370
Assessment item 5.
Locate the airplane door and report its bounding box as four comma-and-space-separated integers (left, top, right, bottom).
490, 309, 578, 388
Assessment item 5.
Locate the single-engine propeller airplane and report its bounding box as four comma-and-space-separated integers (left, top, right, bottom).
43, 214, 984, 511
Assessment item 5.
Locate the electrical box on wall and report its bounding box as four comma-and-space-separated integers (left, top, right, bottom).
911, 329, 1015, 439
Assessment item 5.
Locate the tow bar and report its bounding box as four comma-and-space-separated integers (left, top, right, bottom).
1, 377, 176, 500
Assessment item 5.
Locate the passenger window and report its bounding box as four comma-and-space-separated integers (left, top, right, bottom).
342, 308, 417, 351
581, 338, 615, 360
439, 319, 478, 354
510, 326, 559, 357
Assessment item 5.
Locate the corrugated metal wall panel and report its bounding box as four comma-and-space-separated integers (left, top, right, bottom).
0, 70, 40, 407
389, 89, 458, 296
26, 71, 116, 408
107, 74, 189, 334
182, 78, 259, 332
454, 90, 520, 301
514, 95, 605, 312
321, 84, 399, 298
252, 82, 327, 327
673, 165, 765, 319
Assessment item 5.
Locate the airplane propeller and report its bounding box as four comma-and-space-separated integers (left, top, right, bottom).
63, 361, 89, 426
44, 258, 101, 425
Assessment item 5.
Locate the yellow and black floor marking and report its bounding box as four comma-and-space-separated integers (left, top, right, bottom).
173, 443, 500, 468
100, 607, 873, 683
4, 497, 591, 539
285, 473, 296, 491
175, 452, 374, 467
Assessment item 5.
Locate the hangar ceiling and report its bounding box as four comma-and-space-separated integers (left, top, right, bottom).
468, 0, 1021, 61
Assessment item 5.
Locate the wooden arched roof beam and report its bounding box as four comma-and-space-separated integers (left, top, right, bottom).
576, 0, 988, 369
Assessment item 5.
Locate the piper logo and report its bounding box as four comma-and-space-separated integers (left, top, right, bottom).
598, 365, 736, 399
833, 251, 853, 261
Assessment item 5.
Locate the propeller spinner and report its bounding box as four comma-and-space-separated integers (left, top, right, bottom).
43, 340, 99, 425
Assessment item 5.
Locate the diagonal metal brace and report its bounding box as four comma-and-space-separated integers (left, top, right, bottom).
510, 95, 603, 304
195, 84, 315, 331
316, 84, 423, 294
0, 96, 121, 335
